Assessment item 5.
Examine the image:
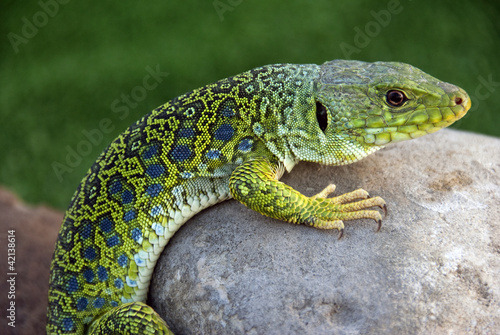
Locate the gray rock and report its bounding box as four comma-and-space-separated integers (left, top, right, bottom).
149, 129, 500, 334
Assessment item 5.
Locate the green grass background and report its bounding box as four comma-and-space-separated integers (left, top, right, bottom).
1, 0, 499, 210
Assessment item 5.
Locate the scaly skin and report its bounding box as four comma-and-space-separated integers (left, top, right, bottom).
47, 60, 470, 334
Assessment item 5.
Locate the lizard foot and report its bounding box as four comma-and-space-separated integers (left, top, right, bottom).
306, 184, 387, 238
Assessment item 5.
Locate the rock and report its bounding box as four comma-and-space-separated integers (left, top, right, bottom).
149, 129, 500, 334
0, 188, 63, 334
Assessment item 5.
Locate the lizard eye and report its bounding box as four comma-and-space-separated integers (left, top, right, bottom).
386, 90, 408, 107
316, 101, 328, 132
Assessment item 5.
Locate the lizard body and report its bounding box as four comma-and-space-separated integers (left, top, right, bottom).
47, 60, 470, 334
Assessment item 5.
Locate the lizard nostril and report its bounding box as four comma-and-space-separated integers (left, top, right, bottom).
455, 97, 463, 105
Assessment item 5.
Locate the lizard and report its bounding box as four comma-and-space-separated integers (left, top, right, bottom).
46, 60, 470, 334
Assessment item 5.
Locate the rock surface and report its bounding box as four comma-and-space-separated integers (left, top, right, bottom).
0, 188, 63, 334
149, 129, 500, 334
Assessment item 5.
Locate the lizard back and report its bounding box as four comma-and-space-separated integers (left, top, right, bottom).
47, 64, 318, 334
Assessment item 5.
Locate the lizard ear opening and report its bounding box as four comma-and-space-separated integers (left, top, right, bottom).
316, 101, 328, 132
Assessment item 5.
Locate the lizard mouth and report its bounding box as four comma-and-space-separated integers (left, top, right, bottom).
360, 88, 471, 146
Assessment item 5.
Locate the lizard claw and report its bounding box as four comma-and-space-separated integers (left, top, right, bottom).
381, 204, 388, 218
337, 228, 344, 240
376, 219, 382, 232
369, 195, 387, 218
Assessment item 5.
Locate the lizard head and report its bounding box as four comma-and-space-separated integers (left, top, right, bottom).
286, 60, 471, 166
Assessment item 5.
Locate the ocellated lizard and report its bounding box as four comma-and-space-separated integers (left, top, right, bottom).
47, 60, 470, 334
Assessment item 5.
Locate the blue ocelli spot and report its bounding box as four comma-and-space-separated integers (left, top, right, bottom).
97, 265, 108, 282
126, 276, 137, 287
62, 317, 74, 331
222, 107, 235, 117
142, 145, 158, 160
106, 235, 120, 247
114, 278, 124, 289
100, 217, 113, 233
67, 276, 78, 293
117, 254, 128, 267
121, 190, 134, 204
76, 297, 88, 311
109, 180, 122, 195
83, 268, 94, 283
134, 253, 146, 267
146, 164, 165, 178
170, 145, 191, 162
131, 228, 143, 243
80, 222, 92, 239
110, 301, 118, 307
180, 172, 192, 179
238, 138, 253, 152
206, 149, 221, 160
153, 223, 164, 236
215, 124, 234, 141
146, 183, 163, 197
150, 205, 164, 217
123, 210, 136, 222
178, 128, 195, 138
84, 247, 96, 261
93, 297, 105, 309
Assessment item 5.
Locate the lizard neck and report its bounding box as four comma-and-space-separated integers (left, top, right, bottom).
236, 63, 321, 171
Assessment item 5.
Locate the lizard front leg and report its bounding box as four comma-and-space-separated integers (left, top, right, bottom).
229, 157, 386, 238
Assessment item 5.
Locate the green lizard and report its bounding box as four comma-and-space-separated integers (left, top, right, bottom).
47, 60, 470, 334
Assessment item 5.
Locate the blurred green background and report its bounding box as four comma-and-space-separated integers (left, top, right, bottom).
1, 0, 499, 210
